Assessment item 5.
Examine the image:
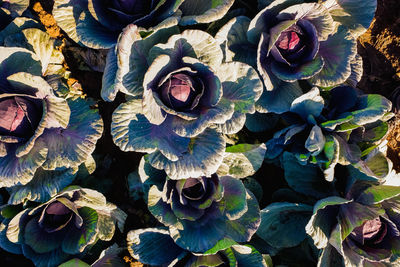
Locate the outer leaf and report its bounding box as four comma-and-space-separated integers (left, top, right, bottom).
225, 191, 261, 243
170, 216, 227, 253
203, 238, 238, 255
290, 87, 324, 119
75, 11, 119, 49
40, 98, 103, 170
61, 207, 98, 254
4, 28, 55, 74
306, 196, 351, 249
309, 26, 357, 87
0, 144, 48, 187
322, 0, 377, 37
127, 228, 184, 265
232, 245, 268, 267
282, 152, 335, 198
0, 17, 44, 45
179, 0, 235, 25
0, 219, 22, 254
255, 78, 303, 114
317, 244, 345, 267
111, 98, 190, 161
0, 47, 42, 89
351, 94, 392, 126
53, 0, 88, 46
8, 167, 77, 204
215, 61, 263, 133
149, 29, 223, 71
217, 144, 267, 179
257, 202, 312, 249
356, 185, 400, 205
215, 16, 257, 67
220, 176, 248, 220
22, 245, 70, 267
147, 128, 226, 179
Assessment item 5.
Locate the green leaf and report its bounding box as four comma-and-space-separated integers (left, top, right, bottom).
356, 185, 400, 205
218, 144, 266, 178
58, 258, 90, 267
204, 238, 238, 255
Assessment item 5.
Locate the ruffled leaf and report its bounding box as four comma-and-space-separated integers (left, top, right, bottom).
149, 29, 223, 71
111, 98, 190, 161
8, 167, 77, 204
53, 0, 89, 46
215, 61, 263, 134
322, 0, 377, 37
40, 98, 103, 170
147, 128, 226, 179
309, 26, 357, 87
0, 144, 48, 187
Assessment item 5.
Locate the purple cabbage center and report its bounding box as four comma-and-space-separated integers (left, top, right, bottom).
0, 96, 42, 139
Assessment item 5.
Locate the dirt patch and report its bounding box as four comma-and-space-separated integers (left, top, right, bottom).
32, 2, 62, 38
357, 0, 400, 171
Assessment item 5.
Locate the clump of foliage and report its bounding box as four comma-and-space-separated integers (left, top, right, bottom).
2, 0, 400, 267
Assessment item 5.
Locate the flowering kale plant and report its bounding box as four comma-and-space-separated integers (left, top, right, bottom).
216, 0, 376, 113
109, 26, 262, 179
263, 85, 392, 180
138, 157, 261, 253
2, 0, 400, 266
0, 188, 126, 267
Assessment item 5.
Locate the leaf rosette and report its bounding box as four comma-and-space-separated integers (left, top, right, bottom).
110, 27, 262, 179
0, 187, 127, 267
216, 0, 376, 113
265, 86, 392, 180
139, 158, 261, 253
0, 46, 103, 191
306, 181, 400, 266
53, 0, 235, 49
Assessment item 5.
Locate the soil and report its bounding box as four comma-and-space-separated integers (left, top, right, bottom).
1, 0, 400, 266
356, 0, 400, 172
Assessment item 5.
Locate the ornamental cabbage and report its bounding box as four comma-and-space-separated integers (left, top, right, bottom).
0, 45, 103, 192
139, 157, 261, 253
0, 188, 126, 267
109, 26, 262, 179
306, 181, 400, 266
264, 86, 392, 180
216, 0, 376, 113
